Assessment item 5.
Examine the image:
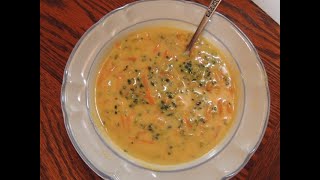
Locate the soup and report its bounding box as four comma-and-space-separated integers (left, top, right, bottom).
94, 27, 240, 165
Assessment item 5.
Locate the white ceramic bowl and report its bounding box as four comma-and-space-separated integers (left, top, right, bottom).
87, 18, 245, 172
61, 1, 270, 179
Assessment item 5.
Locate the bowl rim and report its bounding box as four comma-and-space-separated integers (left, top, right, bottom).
61, 0, 270, 179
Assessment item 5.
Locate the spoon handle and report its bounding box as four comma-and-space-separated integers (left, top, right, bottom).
185, 0, 223, 53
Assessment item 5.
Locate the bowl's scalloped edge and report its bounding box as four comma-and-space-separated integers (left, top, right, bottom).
60, 0, 270, 179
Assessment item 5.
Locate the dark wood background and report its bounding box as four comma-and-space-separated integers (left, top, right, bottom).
40, 0, 280, 179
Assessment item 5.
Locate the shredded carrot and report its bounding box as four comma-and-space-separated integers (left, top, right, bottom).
120, 113, 134, 130
141, 75, 155, 105
212, 84, 221, 94
145, 90, 155, 105
159, 70, 166, 77
164, 98, 169, 104
215, 70, 223, 82
136, 131, 147, 137
115, 42, 121, 49
205, 105, 212, 121
141, 74, 149, 86
112, 73, 123, 89
217, 98, 223, 115
228, 83, 234, 95
127, 57, 137, 62
159, 70, 174, 80
138, 139, 154, 144
213, 84, 220, 89
164, 50, 168, 57
176, 33, 182, 40
183, 117, 192, 128
229, 87, 234, 94
153, 44, 160, 53
129, 136, 154, 144
164, 50, 171, 58
226, 101, 233, 113
125, 116, 131, 127
205, 83, 213, 92
120, 115, 126, 129
189, 49, 195, 56
127, 112, 135, 127
213, 126, 221, 138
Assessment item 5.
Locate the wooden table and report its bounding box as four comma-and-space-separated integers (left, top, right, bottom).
40, 0, 280, 179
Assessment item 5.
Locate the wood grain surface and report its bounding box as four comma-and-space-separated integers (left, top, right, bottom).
40, 0, 280, 179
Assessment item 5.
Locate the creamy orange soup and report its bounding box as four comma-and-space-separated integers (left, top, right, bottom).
94, 27, 239, 165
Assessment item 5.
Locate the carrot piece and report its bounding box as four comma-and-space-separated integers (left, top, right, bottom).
164, 98, 169, 104
215, 70, 223, 82
153, 44, 160, 53
120, 114, 133, 129
159, 71, 173, 80
129, 136, 154, 144
141, 75, 149, 86
217, 98, 223, 115
164, 50, 168, 55
138, 139, 154, 144
115, 42, 121, 49
229, 87, 234, 94
126, 112, 135, 128
164, 50, 170, 58
125, 116, 131, 127
176, 34, 182, 40
136, 131, 147, 137
213, 126, 221, 138
141, 75, 155, 105
127, 57, 137, 62
225, 101, 233, 113
145, 90, 155, 105
205, 105, 212, 121
183, 117, 192, 128
205, 83, 213, 92
159, 70, 167, 77
120, 115, 126, 129
228, 83, 234, 95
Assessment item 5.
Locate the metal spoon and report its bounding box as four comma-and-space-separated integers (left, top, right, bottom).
185, 0, 223, 54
